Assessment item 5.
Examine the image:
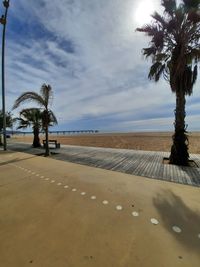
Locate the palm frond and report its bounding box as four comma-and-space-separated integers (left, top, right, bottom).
136, 25, 159, 36
183, 0, 200, 9
20, 107, 41, 116
12, 92, 45, 109
148, 62, 166, 82
137, 24, 165, 50
143, 47, 157, 57
152, 31, 164, 49
161, 0, 177, 17
188, 9, 200, 23
15, 117, 30, 129
186, 49, 200, 64
48, 110, 58, 125
175, 6, 185, 26
17, 108, 43, 130
192, 64, 198, 84
0, 111, 13, 130
183, 65, 195, 95
166, 18, 177, 33
151, 11, 166, 26
40, 84, 53, 108
41, 109, 58, 128
155, 53, 170, 62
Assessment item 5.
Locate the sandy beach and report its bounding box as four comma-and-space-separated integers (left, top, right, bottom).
12, 132, 200, 153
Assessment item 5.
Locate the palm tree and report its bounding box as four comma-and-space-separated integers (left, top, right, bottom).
0, 110, 12, 145
136, 0, 200, 166
13, 84, 57, 156
15, 108, 43, 148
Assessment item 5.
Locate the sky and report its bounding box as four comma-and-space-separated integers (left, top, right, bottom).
1, 0, 200, 132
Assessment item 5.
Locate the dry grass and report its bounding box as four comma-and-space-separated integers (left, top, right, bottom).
12, 132, 200, 154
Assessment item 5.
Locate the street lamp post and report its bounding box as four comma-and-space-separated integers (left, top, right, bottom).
0, 0, 10, 151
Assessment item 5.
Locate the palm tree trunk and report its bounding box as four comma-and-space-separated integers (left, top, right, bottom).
42, 109, 50, 156
169, 90, 189, 166
0, 134, 2, 146
32, 126, 41, 147
45, 124, 50, 156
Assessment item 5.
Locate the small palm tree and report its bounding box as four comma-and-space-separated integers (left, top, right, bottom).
136, 0, 200, 166
13, 84, 57, 156
15, 108, 43, 148
0, 110, 13, 146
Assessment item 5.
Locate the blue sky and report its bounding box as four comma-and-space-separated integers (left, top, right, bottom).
1, 0, 200, 132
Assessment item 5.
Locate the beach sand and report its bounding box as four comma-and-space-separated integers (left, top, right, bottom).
12, 132, 200, 153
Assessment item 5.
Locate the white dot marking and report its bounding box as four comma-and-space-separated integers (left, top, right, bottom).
150, 218, 159, 225
72, 188, 77, 192
172, 226, 182, 233
116, 205, 123, 211
102, 200, 109, 205
91, 196, 96, 200
197, 233, 200, 239
64, 185, 69, 188
40, 176, 44, 179
81, 192, 86, 195
132, 211, 139, 217
51, 180, 55, 183
45, 178, 49, 181
57, 183, 62, 186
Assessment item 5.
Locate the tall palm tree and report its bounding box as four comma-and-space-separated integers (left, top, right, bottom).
13, 84, 57, 156
136, 0, 200, 166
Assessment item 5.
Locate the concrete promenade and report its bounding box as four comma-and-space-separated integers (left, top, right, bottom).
0, 149, 200, 266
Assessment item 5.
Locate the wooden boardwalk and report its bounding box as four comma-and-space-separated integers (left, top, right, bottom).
7, 142, 200, 187
55, 145, 200, 187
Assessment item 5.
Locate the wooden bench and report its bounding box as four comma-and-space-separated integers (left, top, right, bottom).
43, 139, 60, 149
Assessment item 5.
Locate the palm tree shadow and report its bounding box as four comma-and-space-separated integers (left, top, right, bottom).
153, 190, 200, 253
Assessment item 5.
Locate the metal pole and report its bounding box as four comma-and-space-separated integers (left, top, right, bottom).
1, 0, 9, 150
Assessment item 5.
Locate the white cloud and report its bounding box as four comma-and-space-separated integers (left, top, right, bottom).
4, 0, 200, 132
